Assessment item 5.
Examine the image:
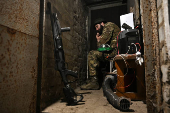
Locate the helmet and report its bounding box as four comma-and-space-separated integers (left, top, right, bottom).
94, 18, 106, 29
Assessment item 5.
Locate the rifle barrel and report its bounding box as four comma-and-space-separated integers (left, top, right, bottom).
61, 27, 70, 32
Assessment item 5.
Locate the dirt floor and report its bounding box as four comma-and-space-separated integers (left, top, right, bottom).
42, 88, 147, 113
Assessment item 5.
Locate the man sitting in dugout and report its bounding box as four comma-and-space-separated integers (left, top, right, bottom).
81, 18, 120, 90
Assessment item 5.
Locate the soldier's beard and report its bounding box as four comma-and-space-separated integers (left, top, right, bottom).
97, 24, 103, 35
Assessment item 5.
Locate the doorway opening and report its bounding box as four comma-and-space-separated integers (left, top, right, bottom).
86, 2, 127, 81
88, 2, 127, 51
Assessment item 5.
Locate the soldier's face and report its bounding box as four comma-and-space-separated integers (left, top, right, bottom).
95, 24, 101, 31
95, 23, 103, 35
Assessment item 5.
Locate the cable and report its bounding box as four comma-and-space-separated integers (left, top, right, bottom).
126, 43, 137, 54
117, 31, 122, 55
110, 55, 136, 92
111, 54, 128, 77
136, 75, 145, 89
109, 42, 143, 91
135, 43, 141, 52
126, 43, 142, 54
126, 46, 131, 54
131, 43, 137, 52
115, 69, 136, 90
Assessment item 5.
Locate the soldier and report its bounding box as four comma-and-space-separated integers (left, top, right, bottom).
81, 18, 120, 90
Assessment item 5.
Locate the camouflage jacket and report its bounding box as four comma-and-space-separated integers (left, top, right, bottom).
97, 22, 120, 49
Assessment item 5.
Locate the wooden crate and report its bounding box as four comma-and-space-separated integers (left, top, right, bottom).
114, 54, 146, 100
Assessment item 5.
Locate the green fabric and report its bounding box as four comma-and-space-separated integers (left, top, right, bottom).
97, 46, 112, 52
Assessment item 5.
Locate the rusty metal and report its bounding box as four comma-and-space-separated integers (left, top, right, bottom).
0, 0, 40, 37
0, 0, 40, 112
150, 1, 162, 112
140, 0, 162, 112
0, 25, 39, 113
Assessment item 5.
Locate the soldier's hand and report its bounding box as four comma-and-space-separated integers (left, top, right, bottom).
96, 33, 101, 42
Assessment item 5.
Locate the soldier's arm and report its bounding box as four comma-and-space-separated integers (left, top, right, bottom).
96, 33, 102, 47
110, 24, 120, 49
96, 33, 101, 42
97, 22, 120, 48
109, 24, 120, 57
100, 22, 115, 45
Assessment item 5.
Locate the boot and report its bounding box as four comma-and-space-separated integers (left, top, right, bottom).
80, 77, 100, 90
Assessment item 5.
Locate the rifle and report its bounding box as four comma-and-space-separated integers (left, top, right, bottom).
47, 2, 83, 105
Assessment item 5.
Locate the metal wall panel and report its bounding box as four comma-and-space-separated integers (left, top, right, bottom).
0, 25, 39, 113
0, 0, 39, 112
0, 0, 40, 37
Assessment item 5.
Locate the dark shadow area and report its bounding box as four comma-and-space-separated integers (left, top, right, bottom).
120, 109, 135, 112
111, 104, 135, 112
98, 61, 110, 87
66, 103, 85, 106
78, 92, 92, 95
124, 68, 137, 92
37, 0, 44, 112
60, 98, 85, 106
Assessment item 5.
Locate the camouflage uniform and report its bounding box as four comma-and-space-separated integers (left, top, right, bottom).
89, 22, 120, 77
81, 22, 120, 90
